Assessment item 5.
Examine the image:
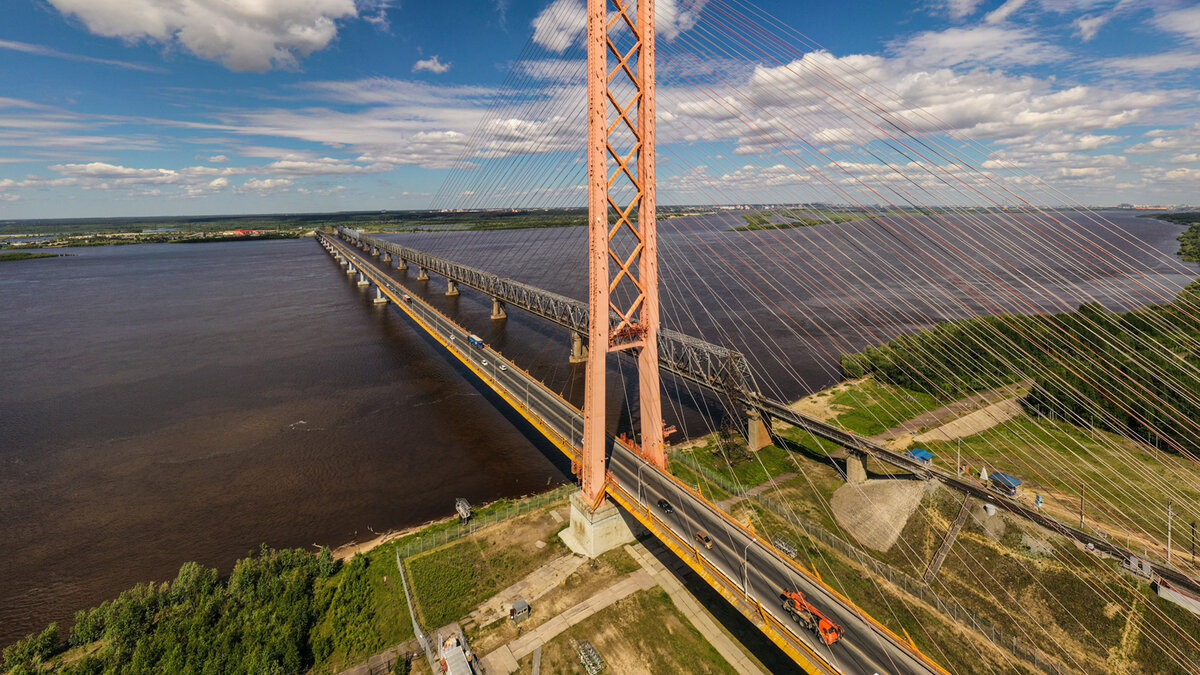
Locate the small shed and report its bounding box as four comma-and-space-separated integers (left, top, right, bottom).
906, 448, 935, 465
455, 498, 472, 522
510, 599, 530, 624
989, 472, 1022, 496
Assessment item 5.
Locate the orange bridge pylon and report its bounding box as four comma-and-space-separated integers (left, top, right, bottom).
581, 0, 665, 506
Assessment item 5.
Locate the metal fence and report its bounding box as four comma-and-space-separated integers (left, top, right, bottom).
676, 459, 1069, 671
395, 485, 576, 559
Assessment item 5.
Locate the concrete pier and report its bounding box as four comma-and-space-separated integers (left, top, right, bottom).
446, 280, 459, 296
559, 491, 634, 558
382, 252, 391, 262
398, 259, 408, 271
346, 264, 357, 275
357, 273, 370, 287
373, 287, 388, 304
845, 450, 869, 484
569, 331, 588, 364
746, 410, 771, 452
417, 267, 429, 281
491, 298, 507, 320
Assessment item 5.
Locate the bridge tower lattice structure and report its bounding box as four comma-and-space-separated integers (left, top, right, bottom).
581, 0, 665, 505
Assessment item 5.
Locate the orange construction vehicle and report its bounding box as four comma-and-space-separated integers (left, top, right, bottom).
780, 590, 843, 646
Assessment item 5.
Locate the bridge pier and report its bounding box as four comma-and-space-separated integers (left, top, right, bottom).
569, 331, 588, 363
372, 287, 388, 304
559, 491, 635, 558
382, 252, 391, 262
346, 264, 357, 275
356, 273, 369, 287
397, 258, 408, 271
446, 279, 459, 296
491, 298, 507, 320
746, 409, 771, 452
846, 450, 869, 484
417, 267, 429, 281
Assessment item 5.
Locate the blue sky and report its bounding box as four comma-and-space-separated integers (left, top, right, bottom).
0, 0, 1198, 219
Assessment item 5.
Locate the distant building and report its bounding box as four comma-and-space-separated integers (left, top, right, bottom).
905, 448, 934, 465
988, 472, 1022, 496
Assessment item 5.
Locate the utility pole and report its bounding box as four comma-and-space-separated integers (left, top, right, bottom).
1191, 521, 1195, 565
1167, 500, 1173, 565
956, 438, 961, 476
1079, 483, 1085, 529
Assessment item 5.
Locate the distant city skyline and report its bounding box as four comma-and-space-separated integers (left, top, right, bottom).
1, 0, 1198, 218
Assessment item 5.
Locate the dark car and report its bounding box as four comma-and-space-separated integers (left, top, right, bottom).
694, 530, 713, 549
656, 499, 674, 514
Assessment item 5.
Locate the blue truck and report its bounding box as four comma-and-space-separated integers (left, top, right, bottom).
468, 334, 484, 348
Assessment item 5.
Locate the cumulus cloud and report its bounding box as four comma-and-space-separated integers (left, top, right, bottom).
46, 0, 362, 71
532, 0, 587, 53
207, 154, 230, 163
412, 55, 452, 74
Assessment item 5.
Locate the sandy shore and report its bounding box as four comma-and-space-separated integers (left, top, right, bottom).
325, 516, 453, 561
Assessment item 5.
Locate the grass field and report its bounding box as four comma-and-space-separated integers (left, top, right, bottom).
827, 378, 944, 436
920, 414, 1200, 562
405, 505, 566, 629
534, 589, 739, 675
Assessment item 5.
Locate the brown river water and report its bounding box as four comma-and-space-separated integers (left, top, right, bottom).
1, 211, 1195, 645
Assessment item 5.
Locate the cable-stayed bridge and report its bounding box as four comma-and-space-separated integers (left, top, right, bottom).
305, 0, 1200, 672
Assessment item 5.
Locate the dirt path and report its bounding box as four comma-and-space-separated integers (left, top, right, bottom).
873, 380, 1031, 448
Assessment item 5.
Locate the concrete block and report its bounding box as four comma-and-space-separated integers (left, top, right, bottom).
558, 491, 635, 558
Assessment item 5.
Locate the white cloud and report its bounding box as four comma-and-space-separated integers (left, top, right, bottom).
242, 177, 293, 193
894, 26, 1067, 69
412, 55, 451, 74
1098, 50, 1200, 75
530, 0, 706, 52
1074, 13, 1109, 41
1153, 5, 1200, 43
46, 0, 362, 72
941, 0, 984, 21
984, 0, 1029, 24
531, 0, 586, 53
0, 38, 164, 72
207, 154, 230, 163
657, 0, 709, 40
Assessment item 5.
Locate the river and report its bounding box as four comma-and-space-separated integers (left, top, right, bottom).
0, 210, 1195, 645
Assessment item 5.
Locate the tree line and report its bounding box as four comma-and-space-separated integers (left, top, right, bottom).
841, 281, 1200, 456
2, 545, 391, 674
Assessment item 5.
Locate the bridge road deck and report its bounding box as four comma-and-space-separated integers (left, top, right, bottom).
332, 228, 1200, 598
317, 231, 945, 675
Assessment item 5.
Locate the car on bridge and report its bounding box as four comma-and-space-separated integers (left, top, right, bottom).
656, 498, 673, 514
694, 530, 713, 549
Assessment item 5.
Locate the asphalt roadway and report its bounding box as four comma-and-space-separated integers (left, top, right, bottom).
323, 234, 941, 675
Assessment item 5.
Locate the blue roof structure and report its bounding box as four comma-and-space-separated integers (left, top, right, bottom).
907, 448, 934, 462
990, 472, 1022, 489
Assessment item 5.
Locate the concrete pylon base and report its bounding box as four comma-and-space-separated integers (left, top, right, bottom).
746, 410, 771, 452
558, 491, 635, 558
846, 452, 869, 484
